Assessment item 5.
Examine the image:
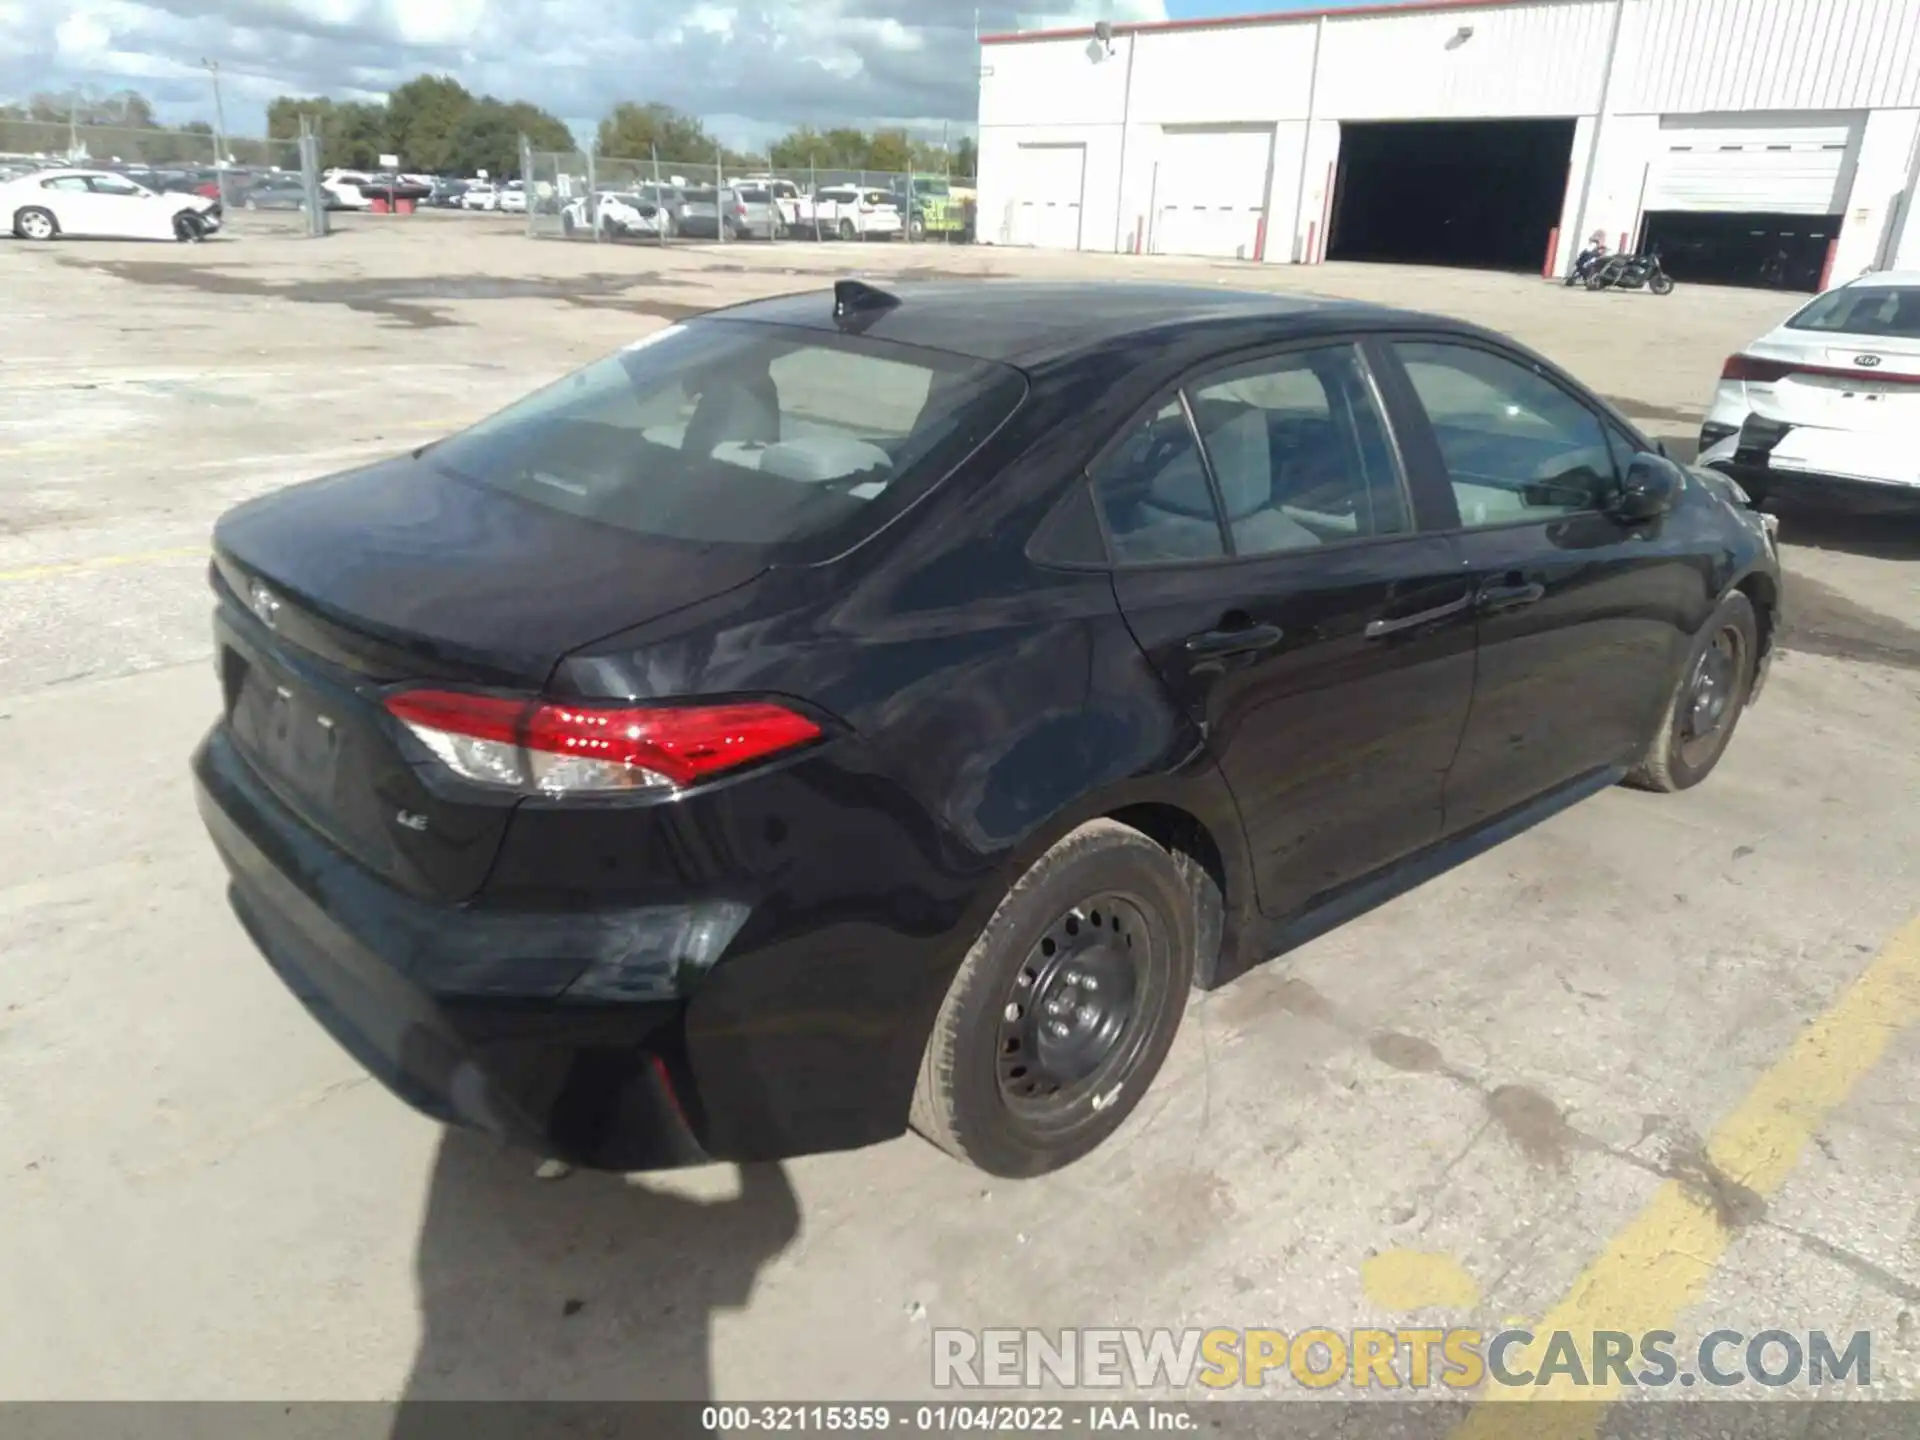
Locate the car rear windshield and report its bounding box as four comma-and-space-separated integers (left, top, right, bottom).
683, 187, 717, 203
738, 187, 770, 201
1785, 285, 1920, 339
426, 320, 1026, 556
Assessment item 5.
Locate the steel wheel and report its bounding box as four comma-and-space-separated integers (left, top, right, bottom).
995, 895, 1152, 1117
910, 819, 1197, 1177
1675, 622, 1745, 770
1626, 590, 1760, 793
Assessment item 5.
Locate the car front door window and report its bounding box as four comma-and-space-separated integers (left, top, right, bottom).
1396, 341, 1618, 527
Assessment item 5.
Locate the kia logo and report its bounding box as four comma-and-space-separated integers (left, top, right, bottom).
1854, 354, 1882, 368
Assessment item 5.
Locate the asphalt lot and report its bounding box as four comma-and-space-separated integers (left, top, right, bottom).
3, 212, 1918, 1418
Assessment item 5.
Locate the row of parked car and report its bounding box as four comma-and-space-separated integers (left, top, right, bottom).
557, 174, 977, 243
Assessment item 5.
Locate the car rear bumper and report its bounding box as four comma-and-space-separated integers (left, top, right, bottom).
1715, 415, 1920, 512
194, 723, 718, 1169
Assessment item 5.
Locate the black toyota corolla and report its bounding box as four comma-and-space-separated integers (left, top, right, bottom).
193, 279, 1783, 1177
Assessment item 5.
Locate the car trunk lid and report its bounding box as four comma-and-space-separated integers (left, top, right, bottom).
211, 454, 768, 901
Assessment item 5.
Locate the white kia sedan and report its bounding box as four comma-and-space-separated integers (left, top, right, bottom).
1698, 272, 1920, 510
4, 167, 223, 242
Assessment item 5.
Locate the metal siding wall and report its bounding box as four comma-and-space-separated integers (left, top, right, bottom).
1315, 0, 1616, 119
1616, 0, 1920, 114
1130, 24, 1319, 124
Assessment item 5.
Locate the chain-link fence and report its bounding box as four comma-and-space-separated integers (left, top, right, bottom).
523, 149, 978, 247
0, 118, 322, 233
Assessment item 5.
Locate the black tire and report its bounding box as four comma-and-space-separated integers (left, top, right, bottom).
1585, 269, 1610, 291
14, 206, 58, 241
562, 212, 576, 236
1625, 592, 1759, 793
909, 819, 1195, 1177
173, 210, 206, 243
1649, 272, 1675, 296
839, 218, 856, 242
908, 215, 926, 241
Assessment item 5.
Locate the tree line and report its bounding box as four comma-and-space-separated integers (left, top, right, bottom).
2, 76, 976, 181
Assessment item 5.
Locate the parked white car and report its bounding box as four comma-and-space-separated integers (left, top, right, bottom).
3, 166, 223, 242
806, 185, 904, 241
461, 181, 498, 210
561, 186, 681, 238
1698, 271, 1920, 510
498, 181, 527, 214
317, 170, 376, 210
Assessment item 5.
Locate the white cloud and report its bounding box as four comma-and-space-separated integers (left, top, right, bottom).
1, 0, 1167, 145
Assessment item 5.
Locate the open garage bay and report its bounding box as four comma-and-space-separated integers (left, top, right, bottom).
1327, 118, 1577, 273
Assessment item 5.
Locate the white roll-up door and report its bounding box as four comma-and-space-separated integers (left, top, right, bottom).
1006, 143, 1085, 250
1151, 125, 1274, 260
1645, 114, 1860, 215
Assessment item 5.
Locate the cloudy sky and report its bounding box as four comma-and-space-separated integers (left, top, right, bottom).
0, 0, 1315, 149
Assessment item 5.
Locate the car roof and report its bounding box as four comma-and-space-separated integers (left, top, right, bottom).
1838, 270, 1920, 288
705, 280, 1443, 367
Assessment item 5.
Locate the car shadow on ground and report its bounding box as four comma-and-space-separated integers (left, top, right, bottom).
390, 1129, 800, 1435
1767, 505, 1920, 561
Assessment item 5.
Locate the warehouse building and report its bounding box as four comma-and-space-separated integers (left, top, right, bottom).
975, 0, 1920, 290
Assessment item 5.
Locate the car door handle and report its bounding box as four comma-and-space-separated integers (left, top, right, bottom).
1477, 581, 1547, 612
1364, 593, 1472, 639
1185, 622, 1285, 657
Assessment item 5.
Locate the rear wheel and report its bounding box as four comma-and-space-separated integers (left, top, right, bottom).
14, 206, 57, 241
838, 218, 856, 241
1585, 269, 1610, 291
1626, 592, 1759, 793
910, 820, 1195, 1177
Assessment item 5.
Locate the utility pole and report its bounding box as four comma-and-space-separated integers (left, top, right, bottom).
68, 88, 80, 160
200, 59, 229, 162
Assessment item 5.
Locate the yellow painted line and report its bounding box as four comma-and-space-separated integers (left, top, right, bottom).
1450, 912, 1920, 1439
0, 545, 204, 584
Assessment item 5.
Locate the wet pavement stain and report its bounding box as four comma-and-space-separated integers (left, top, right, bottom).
1369, 1032, 1449, 1074
1776, 570, 1920, 671
57, 260, 700, 329
1485, 1083, 1578, 1168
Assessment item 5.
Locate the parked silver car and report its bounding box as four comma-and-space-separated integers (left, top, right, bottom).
677, 185, 780, 240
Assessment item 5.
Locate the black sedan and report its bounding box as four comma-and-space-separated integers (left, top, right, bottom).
192, 280, 1782, 1178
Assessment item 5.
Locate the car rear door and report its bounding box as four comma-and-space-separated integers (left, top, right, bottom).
1376, 337, 1694, 833
1099, 339, 1477, 919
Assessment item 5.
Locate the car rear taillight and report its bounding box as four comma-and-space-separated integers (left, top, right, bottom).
1722, 354, 1794, 383
734, 203, 747, 216
384, 690, 822, 796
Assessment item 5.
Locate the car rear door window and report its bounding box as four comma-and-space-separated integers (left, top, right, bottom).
1395, 341, 1617, 527
1091, 401, 1227, 563
1187, 345, 1411, 554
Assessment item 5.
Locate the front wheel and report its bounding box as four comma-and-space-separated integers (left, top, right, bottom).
1649, 272, 1675, 296
173, 210, 206, 243
1626, 592, 1759, 793
910, 819, 1196, 1177
1585, 270, 1611, 291
14, 206, 57, 241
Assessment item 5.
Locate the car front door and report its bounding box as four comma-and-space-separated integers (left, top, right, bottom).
1098, 340, 1477, 920
1379, 338, 1695, 833
87, 172, 161, 236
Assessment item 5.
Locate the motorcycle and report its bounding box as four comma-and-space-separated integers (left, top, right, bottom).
1565, 246, 1611, 287
1586, 249, 1676, 295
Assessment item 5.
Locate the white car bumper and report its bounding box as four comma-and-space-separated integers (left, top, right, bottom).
1703, 418, 1920, 510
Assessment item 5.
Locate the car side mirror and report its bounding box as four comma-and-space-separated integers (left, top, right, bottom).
1613, 453, 1683, 522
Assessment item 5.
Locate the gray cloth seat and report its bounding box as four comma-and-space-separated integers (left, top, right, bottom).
1135, 406, 1321, 557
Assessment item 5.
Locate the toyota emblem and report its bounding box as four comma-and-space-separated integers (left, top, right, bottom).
248, 579, 282, 629
1854, 354, 1882, 368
